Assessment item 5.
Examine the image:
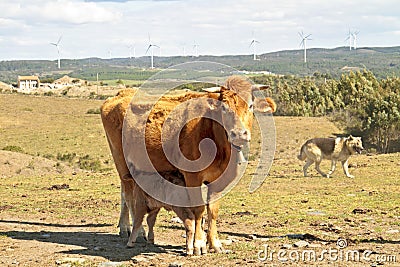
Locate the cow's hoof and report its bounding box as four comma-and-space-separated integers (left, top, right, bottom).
186, 248, 194, 256
194, 246, 207, 255
193, 238, 207, 255
136, 235, 147, 243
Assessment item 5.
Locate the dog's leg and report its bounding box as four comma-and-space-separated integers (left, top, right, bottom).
315, 160, 327, 177
303, 159, 313, 177
327, 160, 337, 178
341, 160, 354, 178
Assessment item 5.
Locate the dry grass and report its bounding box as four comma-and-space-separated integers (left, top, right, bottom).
0, 93, 399, 266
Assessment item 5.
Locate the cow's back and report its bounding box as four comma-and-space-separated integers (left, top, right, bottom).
123, 91, 215, 173
101, 89, 137, 178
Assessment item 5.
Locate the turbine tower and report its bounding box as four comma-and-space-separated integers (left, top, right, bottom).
146, 35, 159, 69
352, 30, 359, 50
50, 36, 62, 69
299, 31, 312, 63
249, 32, 260, 61
345, 29, 353, 50
193, 41, 199, 57
128, 44, 136, 58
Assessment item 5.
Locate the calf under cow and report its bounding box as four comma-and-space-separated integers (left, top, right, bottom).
100, 76, 276, 255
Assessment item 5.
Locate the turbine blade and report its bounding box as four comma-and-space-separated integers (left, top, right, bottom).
57, 35, 63, 45
145, 45, 151, 54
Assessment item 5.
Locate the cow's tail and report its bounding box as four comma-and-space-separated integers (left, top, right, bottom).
297, 144, 307, 161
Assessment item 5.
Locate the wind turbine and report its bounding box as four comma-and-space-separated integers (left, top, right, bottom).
193, 41, 199, 57
182, 43, 187, 57
50, 35, 62, 69
345, 29, 353, 50
299, 31, 312, 63
352, 30, 359, 50
127, 44, 136, 58
249, 32, 260, 60
146, 35, 159, 69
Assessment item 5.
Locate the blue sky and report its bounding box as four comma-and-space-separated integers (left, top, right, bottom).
0, 0, 399, 60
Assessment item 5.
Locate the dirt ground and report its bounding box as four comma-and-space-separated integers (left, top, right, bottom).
0, 93, 399, 266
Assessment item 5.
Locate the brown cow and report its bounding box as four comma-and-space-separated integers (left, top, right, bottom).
101, 76, 276, 255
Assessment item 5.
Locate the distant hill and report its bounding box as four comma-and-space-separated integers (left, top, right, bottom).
1, 46, 399, 83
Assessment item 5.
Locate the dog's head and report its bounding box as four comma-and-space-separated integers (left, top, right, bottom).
347, 135, 364, 154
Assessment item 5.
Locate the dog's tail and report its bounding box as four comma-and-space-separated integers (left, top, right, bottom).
297, 144, 307, 161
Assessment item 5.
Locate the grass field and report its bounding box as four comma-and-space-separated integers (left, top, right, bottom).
0, 93, 399, 266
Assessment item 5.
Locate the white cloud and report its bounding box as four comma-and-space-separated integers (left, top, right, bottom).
2, 1, 122, 25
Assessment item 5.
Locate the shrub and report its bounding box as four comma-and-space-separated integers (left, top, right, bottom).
2, 145, 23, 153
78, 155, 102, 171
86, 108, 101, 114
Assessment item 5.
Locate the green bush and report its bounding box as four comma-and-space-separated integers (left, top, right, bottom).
78, 155, 102, 171
86, 108, 101, 114
2, 145, 23, 153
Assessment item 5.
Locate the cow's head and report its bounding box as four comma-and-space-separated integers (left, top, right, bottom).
203, 76, 276, 148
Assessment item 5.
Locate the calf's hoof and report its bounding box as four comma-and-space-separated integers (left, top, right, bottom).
119, 228, 131, 238
126, 241, 135, 248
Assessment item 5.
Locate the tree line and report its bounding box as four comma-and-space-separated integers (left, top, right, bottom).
251, 71, 400, 153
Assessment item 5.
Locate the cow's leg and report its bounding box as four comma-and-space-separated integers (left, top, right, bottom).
118, 183, 131, 237
126, 198, 147, 247
326, 160, 337, 178
342, 159, 354, 178
192, 205, 207, 255
303, 159, 313, 177
172, 207, 196, 255
207, 201, 223, 253
146, 208, 160, 244
122, 178, 146, 242
182, 173, 208, 255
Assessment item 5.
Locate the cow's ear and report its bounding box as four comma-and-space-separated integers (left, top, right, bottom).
254, 97, 277, 113
251, 84, 269, 91
348, 135, 354, 140
202, 86, 221, 93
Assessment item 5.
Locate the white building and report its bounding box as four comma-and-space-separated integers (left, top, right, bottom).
18, 76, 40, 92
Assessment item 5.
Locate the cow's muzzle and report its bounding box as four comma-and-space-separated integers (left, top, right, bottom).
232, 144, 247, 164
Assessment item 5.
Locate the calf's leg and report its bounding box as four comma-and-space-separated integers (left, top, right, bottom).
146, 208, 160, 244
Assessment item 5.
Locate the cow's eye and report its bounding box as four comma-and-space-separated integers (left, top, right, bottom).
221, 103, 229, 113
